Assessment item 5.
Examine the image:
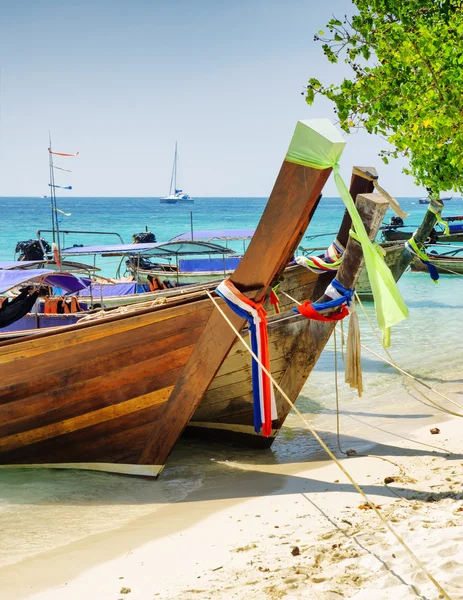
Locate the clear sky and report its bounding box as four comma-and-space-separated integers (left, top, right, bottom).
0, 0, 425, 197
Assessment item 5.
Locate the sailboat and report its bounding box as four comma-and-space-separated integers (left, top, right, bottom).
160, 142, 193, 204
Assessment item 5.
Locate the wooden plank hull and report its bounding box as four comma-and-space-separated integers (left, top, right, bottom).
383, 229, 463, 244
188, 192, 390, 448
0, 118, 345, 476
410, 254, 463, 275
0, 298, 216, 476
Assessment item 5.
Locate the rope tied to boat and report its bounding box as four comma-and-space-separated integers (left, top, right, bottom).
295, 238, 345, 274
293, 278, 353, 322
205, 288, 452, 600
405, 236, 439, 283
216, 279, 277, 436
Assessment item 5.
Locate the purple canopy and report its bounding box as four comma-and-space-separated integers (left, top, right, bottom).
61, 240, 233, 256
169, 229, 255, 242
0, 269, 92, 294
0, 260, 47, 270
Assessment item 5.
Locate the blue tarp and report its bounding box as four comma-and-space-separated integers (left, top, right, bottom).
178, 257, 241, 273
0, 269, 92, 294
448, 224, 463, 233
75, 282, 149, 297
170, 229, 255, 242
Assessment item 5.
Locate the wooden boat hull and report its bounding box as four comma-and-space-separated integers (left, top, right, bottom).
0, 118, 346, 476
410, 255, 463, 275
132, 267, 234, 285
188, 192, 390, 448
382, 229, 463, 244
0, 297, 216, 476
188, 313, 319, 448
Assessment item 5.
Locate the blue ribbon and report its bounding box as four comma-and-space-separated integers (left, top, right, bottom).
421, 260, 439, 282
292, 278, 354, 314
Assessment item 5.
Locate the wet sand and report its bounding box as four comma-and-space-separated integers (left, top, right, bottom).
1, 367, 462, 600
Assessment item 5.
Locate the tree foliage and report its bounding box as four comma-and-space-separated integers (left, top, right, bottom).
306, 0, 463, 195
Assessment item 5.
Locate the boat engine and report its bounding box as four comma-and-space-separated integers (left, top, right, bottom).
389, 216, 404, 229
132, 232, 156, 243
15, 238, 51, 261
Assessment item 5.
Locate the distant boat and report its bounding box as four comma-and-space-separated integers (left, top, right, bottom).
160, 142, 193, 204
419, 195, 452, 204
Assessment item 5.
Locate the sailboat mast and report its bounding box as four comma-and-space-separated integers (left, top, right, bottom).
168, 142, 177, 195
174, 141, 177, 193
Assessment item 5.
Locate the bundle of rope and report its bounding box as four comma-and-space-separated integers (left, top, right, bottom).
344, 301, 363, 395
295, 238, 345, 274
216, 279, 277, 436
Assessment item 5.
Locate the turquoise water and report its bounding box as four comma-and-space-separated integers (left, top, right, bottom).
1, 196, 463, 573
1, 195, 463, 269
1, 194, 462, 391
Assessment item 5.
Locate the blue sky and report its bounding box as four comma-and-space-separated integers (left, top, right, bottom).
0, 0, 425, 197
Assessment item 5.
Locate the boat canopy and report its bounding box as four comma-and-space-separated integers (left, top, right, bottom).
61, 240, 235, 257
0, 260, 48, 269
0, 269, 92, 294
169, 228, 255, 242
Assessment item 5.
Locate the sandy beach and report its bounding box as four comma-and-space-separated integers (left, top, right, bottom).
1, 364, 462, 600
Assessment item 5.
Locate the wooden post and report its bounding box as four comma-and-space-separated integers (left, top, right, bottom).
311, 166, 376, 300
139, 120, 346, 465
274, 192, 389, 422
387, 198, 443, 282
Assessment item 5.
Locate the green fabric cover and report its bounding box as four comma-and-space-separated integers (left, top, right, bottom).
286, 119, 408, 347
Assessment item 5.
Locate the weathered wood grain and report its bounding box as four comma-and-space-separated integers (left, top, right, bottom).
189, 189, 388, 447
139, 160, 333, 465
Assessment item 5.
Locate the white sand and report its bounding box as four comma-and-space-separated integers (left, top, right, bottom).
2, 409, 463, 600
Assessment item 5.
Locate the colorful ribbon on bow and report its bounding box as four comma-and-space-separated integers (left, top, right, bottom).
295, 238, 345, 274
405, 236, 439, 283
284, 119, 409, 347
216, 279, 277, 436
428, 204, 450, 235
293, 279, 353, 322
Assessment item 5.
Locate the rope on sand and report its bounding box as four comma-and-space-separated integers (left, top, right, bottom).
205, 289, 453, 600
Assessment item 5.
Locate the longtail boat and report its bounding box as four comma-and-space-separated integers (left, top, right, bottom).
381, 211, 462, 243
187, 175, 389, 446
410, 245, 463, 275
0, 118, 352, 477
355, 199, 445, 298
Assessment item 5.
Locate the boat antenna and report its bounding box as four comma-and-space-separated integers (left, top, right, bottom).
190, 210, 194, 241
48, 132, 61, 256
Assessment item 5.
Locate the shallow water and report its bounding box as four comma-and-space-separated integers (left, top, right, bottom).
1, 196, 463, 581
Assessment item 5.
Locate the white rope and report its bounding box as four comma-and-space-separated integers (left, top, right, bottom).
205, 289, 452, 600
353, 291, 463, 417
278, 288, 463, 417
